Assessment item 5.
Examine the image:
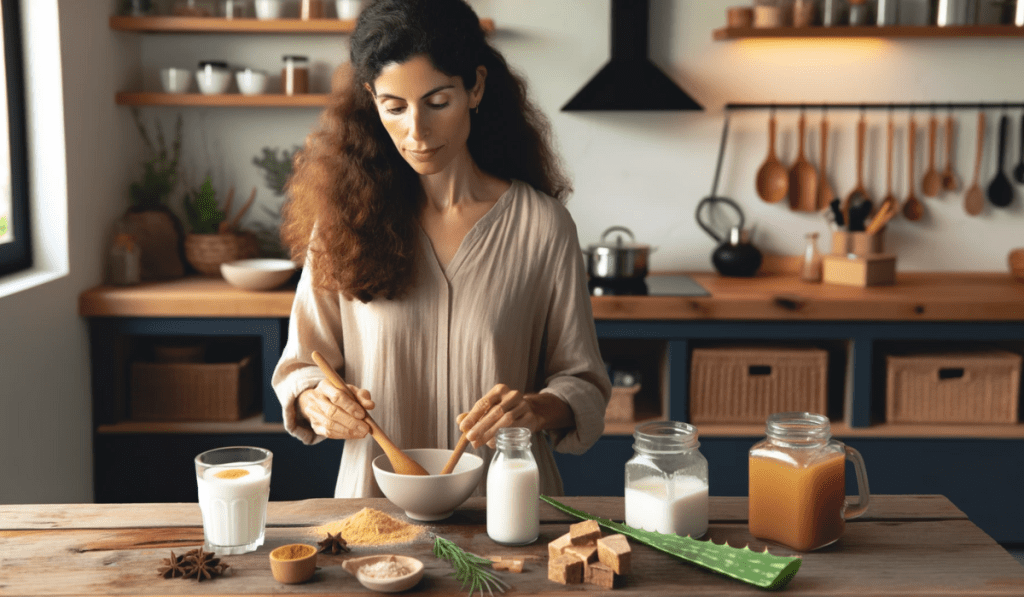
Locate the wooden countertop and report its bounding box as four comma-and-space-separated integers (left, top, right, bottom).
79, 272, 1024, 321
2, 495, 1022, 596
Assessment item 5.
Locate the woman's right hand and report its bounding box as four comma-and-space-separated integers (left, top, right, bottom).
296, 378, 375, 440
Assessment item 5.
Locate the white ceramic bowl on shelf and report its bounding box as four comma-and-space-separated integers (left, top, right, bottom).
160, 67, 192, 94
372, 449, 483, 521
254, 0, 285, 19
235, 69, 268, 96
196, 62, 232, 95
221, 258, 297, 291
336, 0, 363, 19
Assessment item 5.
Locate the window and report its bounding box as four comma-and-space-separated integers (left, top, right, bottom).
0, 0, 29, 277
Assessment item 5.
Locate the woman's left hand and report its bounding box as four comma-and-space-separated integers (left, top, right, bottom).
459, 383, 574, 449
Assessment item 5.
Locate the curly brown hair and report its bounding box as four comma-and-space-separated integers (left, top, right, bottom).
280, 0, 571, 303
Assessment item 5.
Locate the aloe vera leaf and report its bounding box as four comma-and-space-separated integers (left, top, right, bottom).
541, 495, 801, 591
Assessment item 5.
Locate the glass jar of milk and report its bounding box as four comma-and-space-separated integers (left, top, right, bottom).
486, 427, 539, 545
624, 421, 708, 538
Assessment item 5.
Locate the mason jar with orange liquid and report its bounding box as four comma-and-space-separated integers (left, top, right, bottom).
748, 412, 869, 552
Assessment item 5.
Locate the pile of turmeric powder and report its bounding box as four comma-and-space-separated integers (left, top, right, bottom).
311, 508, 426, 546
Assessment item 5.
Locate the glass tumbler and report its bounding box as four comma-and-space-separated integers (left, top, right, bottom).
195, 446, 273, 555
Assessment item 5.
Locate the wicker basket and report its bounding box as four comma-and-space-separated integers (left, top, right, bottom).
130, 353, 256, 421
184, 232, 258, 276
605, 384, 642, 422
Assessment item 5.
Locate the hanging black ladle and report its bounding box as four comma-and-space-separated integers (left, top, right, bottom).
987, 111, 1014, 208
696, 113, 745, 244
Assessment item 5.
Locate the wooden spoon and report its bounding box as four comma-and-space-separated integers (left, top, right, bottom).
439, 433, 470, 475
788, 110, 818, 212
942, 114, 959, 192
903, 116, 925, 221
988, 113, 1014, 208
755, 112, 788, 203
816, 111, 835, 210
921, 115, 942, 197
878, 115, 898, 218
843, 113, 872, 221
964, 110, 986, 216
310, 350, 429, 476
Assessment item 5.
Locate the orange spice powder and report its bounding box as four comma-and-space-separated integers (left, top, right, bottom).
311, 508, 425, 546
213, 468, 250, 480
272, 544, 315, 560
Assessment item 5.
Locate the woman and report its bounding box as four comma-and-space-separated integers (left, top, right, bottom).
272, 0, 610, 498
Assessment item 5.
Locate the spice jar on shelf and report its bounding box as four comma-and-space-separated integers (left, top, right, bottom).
173, 0, 214, 16
282, 55, 310, 95
219, 0, 249, 18
107, 218, 141, 286
624, 421, 708, 538
300, 0, 324, 19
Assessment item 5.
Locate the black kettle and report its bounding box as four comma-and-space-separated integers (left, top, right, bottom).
712, 226, 762, 278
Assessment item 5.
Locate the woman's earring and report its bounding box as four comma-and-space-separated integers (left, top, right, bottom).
474, 105, 480, 115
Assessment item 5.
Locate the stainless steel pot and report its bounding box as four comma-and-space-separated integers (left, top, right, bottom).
584, 226, 651, 280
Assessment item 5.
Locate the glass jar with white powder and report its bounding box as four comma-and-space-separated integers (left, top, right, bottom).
624, 421, 708, 538
486, 427, 539, 545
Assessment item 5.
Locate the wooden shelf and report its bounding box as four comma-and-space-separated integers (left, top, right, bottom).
96, 415, 285, 435
110, 15, 495, 34
115, 92, 329, 107
713, 24, 1024, 40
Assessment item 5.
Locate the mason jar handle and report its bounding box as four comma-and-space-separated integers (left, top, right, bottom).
843, 444, 870, 520
600, 226, 635, 244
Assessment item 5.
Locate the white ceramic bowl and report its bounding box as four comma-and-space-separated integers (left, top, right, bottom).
235, 69, 268, 96
196, 63, 232, 95
254, 0, 285, 19
160, 67, 192, 94
372, 449, 484, 521
336, 0, 363, 19
221, 258, 297, 291
342, 555, 424, 593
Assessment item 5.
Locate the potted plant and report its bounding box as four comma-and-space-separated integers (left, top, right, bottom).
125, 109, 187, 280
182, 175, 258, 276
249, 145, 299, 259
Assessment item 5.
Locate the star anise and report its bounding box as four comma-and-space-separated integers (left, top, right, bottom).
317, 532, 350, 555
157, 551, 188, 578
181, 547, 229, 582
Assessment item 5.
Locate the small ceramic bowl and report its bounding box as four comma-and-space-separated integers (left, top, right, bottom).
235, 68, 268, 96
254, 0, 285, 19
336, 0, 363, 19
196, 61, 231, 95
159, 67, 192, 94
269, 543, 317, 584
342, 555, 424, 593
372, 448, 483, 521
221, 258, 297, 291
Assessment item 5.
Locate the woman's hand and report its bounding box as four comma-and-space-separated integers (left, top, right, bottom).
297, 378, 375, 440
458, 383, 575, 449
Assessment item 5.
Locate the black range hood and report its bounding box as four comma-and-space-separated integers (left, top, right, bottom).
562, 0, 703, 112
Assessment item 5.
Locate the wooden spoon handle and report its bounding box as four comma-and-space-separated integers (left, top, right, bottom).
819, 114, 829, 180
908, 116, 916, 190
856, 114, 866, 187
440, 433, 470, 475
768, 113, 777, 158
886, 116, 894, 194
973, 111, 985, 185
927, 116, 937, 170
945, 114, 955, 169
797, 111, 806, 158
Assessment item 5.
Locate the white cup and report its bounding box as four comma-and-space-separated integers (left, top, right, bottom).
195, 446, 273, 555
160, 67, 192, 94
336, 0, 363, 19
196, 62, 232, 95
235, 68, 268, 96
254, 0, 285, 19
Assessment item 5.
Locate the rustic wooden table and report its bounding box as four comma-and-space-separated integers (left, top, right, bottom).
3, 495, 1022, 596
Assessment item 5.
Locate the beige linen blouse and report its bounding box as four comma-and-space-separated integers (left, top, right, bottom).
272, 180, 612, 498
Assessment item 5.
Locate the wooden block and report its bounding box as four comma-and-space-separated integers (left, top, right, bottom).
569, 520, 602, 545
547, 555, 583, 585
548, 532, 572, 560
830, 230, 884, 257
563, 543, 597, 563
822, 253, 896, 287
585, 562, 616, 589
597, 534, 632, 575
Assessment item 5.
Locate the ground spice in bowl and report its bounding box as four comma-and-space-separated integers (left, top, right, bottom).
311, 508, 426, 546
271, 544, 316, 561
360, 558, 410, 579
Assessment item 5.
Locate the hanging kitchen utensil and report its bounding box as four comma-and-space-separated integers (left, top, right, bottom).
843, 111, 872, 221
965, 110, 986, 216
942, 110, 960, 192
987, 112, 1014, 208
789, 107, 818, 212
903, 114, 925, 221
878, 111, 898, 218
696, 114, 745, 244
755, 108, 788, 204
1015, 109, 1024, 184
816, 109, 836, 210
921, 111, 943, 197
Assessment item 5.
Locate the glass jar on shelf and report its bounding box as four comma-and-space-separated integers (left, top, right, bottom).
801, 232, 823, 282
107, 218, 141, 286
173, 0, 215, 17
219, 0, 249, 18
282, 55, 310, 95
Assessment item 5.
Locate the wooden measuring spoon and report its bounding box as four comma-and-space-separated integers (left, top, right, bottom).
942, 113, 959, 192
903, 115, 924, 221
987, 113, 1014, 208
844, 113, 872, 221
878, 115, 898, 218
310, 350, 429, 476
921, 114, 942, 197
816, 111, 835, 210
755, 112, 788, 203
789, 110, 818, 212
965, 111, 986, 216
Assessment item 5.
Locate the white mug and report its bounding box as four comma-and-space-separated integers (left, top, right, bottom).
336, 0, 363, 19
254, 0, 285, 20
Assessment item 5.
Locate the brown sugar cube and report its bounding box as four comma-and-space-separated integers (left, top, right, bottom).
597, 534, 632, 575
569, 519, 602, 545
490, 557, 525, 573
585, 562, 616, 589
548, 532, 572, 560
547, 555, 583, 585
563, 543, 597, 564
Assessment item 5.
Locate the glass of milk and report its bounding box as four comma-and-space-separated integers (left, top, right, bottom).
195, 446, 273, 555
486, 427, 540, 545
624, 421, 708, 538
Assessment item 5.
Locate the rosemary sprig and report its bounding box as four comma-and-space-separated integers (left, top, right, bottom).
432, 535, 510, 597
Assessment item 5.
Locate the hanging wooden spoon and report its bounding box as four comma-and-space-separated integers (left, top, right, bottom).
878, 114, 898, 218
843, 112, 872, 221
942, 113, 959, 192
964, 110, 986, 216
755, 111, 788, 204
903, 115, 925, 221
987, 113, 1014, 208
816, 110, 835, 210
921, 114, 943, 197
789, 109, 819, 212
310, 350, 429, 476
